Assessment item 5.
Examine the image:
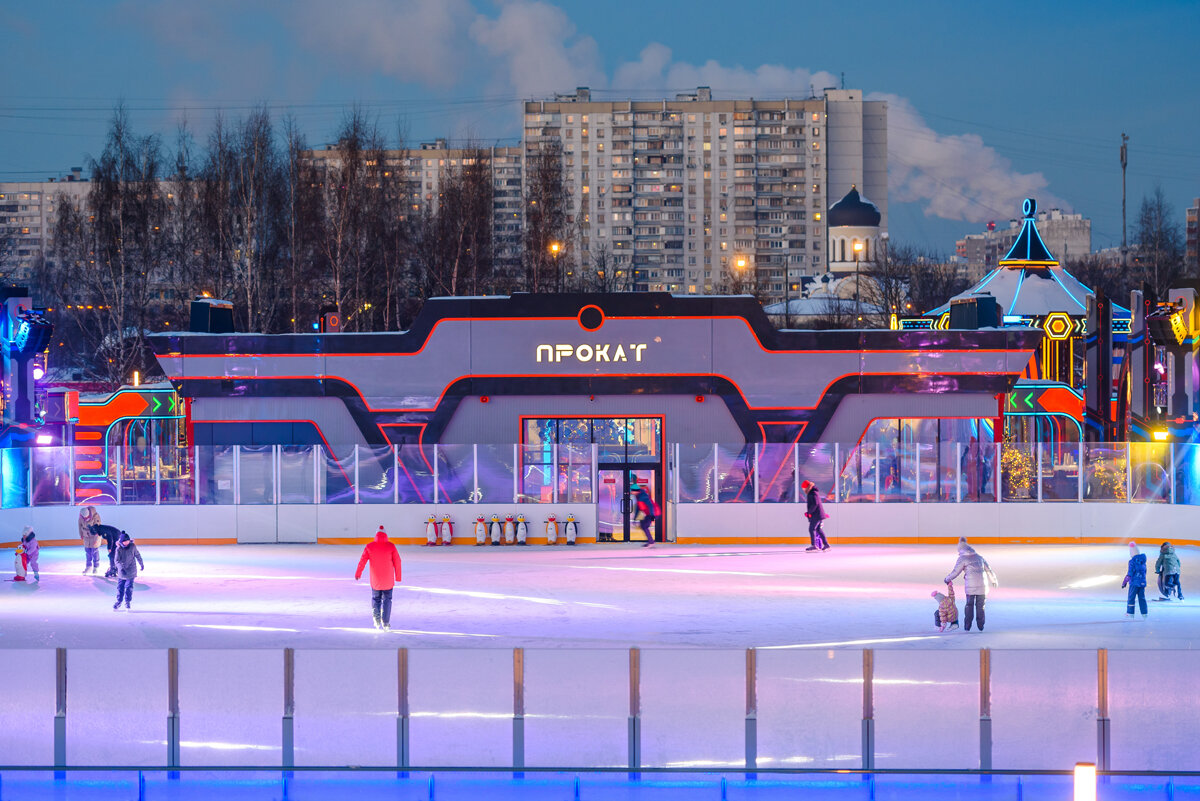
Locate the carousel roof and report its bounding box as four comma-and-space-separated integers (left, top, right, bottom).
927, 198, 1128, 319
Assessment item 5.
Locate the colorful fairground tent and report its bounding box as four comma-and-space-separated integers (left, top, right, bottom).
886, 198, 1132, 454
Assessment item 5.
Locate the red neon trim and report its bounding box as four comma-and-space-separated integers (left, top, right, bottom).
577, 305, 605, 331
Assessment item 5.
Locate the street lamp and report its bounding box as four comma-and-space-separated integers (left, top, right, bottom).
734, 256, 748, 294
550, 241, 562, 291
853, 240, 865, 325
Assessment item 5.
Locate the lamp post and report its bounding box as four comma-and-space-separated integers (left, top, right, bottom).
853, 240, 865, 326
550, 241, 562, 291
735, 256, 748, 294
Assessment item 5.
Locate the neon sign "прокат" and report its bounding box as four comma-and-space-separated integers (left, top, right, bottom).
536, 343, 648, 363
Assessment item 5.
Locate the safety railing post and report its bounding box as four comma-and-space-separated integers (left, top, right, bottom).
167, 648, 180, 769
54, 648, 67, 768
1097, 648, 1110, 770
712, 443, 719, 503
552, 444, 559, 504
154, 444, 161, 505
233, 445, 241, 506
994, 441, 1001, 502
1170, 443, 1177, 504
513, 444, 520, 505
433, 444, 440, 506
282, 648, 295, 769
628, 647, 641, 772
979, 648, 992, 770
1125, 444, 1132, 502
394, 445, 400, 505
955, 442, 962, 503
915, 445, 921, 504
874, 443, 880, 503
513, 648, 525, 770
397, 648, 410, 769
193, 446, 201, 505
313, 444, 321, 505
68, 446, 75, 506
273, 444, 280, 506
354, 445, 360, 505
473, 444, 480, 503
833, 443, 840, 503
745, 648, 757, 772
1037, 444, 1043, 503
753, 443, 760, 504
861, 649, 874, 771
1078, 444, 1085, 503
115, 446, 122, 506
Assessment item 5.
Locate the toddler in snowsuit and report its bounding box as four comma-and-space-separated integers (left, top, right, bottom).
1156, 542, 1184, 601
21, 527, 39, 581
112, 532, 144, 611
932, 584, 959, 631
1123, 541, 1148, 618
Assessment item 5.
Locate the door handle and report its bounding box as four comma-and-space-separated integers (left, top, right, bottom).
620, 498, 630, 514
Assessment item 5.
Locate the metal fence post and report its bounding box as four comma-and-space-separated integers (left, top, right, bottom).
552, 443, 559, 504
397, 648, 409, 769
115, 446, 122, 506
1125, 444, 1133, 502
167, 648, 180, 768
753, 443, 760, 504
1037, 445, 1043, 503
994, 441, 1001, 502
915, 445, 921, 504
833, 443, 840, 502
282, 648, 295, 769
313, 444, 321, 505
979, 648, 992, 770
1078, 445, 1085, 502
1097, 648, 1110, 770
1170, 443, 1177, 504
874, 443, 880, 502
628, 647, 641, 771
233, 445, 241, 506
354, 445, 360, 505
745, 648, 757, 772
473, 444, 480, 504
154, 444, 161, 505
193, 447, 201, 505
513, 648, 525, 770
433, 444, 440, 506
956, 442, 962, 503
861, 649, 874, 771
712, 443, 719, 503
54, 648, 67, 768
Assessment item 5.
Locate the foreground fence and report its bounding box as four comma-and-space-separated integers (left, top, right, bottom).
12, 440, 1200, 509
2, 647, 1198, 773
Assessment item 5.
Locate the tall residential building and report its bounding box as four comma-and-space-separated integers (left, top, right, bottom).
0, 170, 90, 283
1186, 197, 1199, 277
523, 87, 887, 300
956, 208, 1091, 283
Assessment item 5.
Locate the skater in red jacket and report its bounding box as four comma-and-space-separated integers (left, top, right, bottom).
355, 526, 402, 631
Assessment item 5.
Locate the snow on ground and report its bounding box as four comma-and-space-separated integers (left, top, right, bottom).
1, 542, 1196, 650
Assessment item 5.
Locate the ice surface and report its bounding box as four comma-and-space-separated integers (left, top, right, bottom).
2, 542, 1198, 651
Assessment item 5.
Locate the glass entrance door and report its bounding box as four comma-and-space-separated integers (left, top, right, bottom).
597, 467, 660, 542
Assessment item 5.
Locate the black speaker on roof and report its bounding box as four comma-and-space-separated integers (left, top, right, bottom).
190, 298, 234, 333
949, 295, 1000, 330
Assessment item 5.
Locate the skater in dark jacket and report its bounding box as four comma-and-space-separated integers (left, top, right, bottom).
1155, 542, 1184, 601
112, 532, 144, 611
631, 481, 659, 547
1123, 541, 1148, 618
801, 480, 830, 551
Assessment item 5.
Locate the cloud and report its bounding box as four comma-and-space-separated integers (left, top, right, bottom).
613, 44, 838, 101
875, 92, 1068, 222
469, 1, 604, 98
291, 0, 473, 88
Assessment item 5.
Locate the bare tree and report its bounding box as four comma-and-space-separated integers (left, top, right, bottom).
415, 145, 494, 298
1134, 185, 1184, 298
40, 104, 168, 385
523, 139, 571, 292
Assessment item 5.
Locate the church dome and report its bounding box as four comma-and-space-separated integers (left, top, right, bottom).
827, 186, 881, 228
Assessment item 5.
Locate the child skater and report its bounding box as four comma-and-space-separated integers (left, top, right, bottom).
21, 527, 38, 581
931, 583, 959, 631
112, 532, 144, 611
1123, 540, 1148, 619
1156, 542, 1184, 601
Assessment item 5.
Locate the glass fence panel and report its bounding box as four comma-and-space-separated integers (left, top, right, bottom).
557, 443, 592, 504
874, 650, 977, 769
396, 445, 435, 504
991, 649, 1096, 770
1040, 443, 1080, 501
436, 444, 474, 504
519, 444, 553, 503
757, 649, 861, 768
959, 441, 997, 503
30, 446, 72, 505
356, 446, 396, 504
641, 649, 743, 768
917, 443, 952, 503
1129, 442, 1170, 502
839, 442, 879, 502
0, 649, 55, 765
879, 442, 917, 503
1174, 443, 1200, 505
757, 444, 795, 503
294, 650, 397, 767
796, 443, 837, 503
237, 446, 275, 505
65, 649, 166, 766
677, 444, 715, 503
120, 438, 158, 504
477, 444, 516, 504
1, 447, 31, 507
178, 649, 283, 767
319, 448, 355, 504
1084, 443, 1127, 501
409, 649, 511, 767
1000, 442, 1037, 502
197, 446, 234, 505
158, 447, 194, 504
525, 649, 627, 768
279, 446, 316, 504
715, 444, 755, 503
1109, 649, 1200, 771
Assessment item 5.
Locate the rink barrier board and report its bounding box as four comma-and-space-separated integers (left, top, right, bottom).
2, 501, 1197, 548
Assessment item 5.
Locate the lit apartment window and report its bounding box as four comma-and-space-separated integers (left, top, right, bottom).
811, 113, 820, 121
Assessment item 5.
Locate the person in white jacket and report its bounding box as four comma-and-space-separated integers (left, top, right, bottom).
944, 536, 998, 632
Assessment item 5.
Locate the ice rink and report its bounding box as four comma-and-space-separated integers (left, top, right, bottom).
1, 541, 1196, 650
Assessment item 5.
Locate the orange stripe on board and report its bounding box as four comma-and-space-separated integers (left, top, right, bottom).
75, 431, 103, 440
75, 461, 102, 470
